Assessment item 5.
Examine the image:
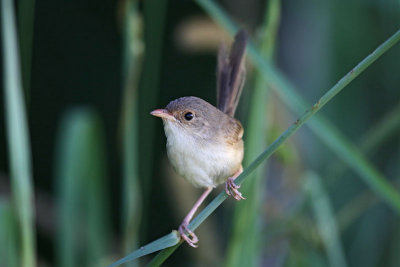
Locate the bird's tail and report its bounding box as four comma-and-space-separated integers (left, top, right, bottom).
216, 29, 248, 117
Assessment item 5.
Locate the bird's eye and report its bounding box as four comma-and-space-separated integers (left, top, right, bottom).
184, 112, 194, 121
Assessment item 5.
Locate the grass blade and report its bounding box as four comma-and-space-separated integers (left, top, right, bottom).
1, 0, 36, 265
120, 0, 144, 258
359, 101, 400, 153
303, 172, 348, 267
327, 101, 400, 184
55, 108, 110, 267
108, 231, 180, 267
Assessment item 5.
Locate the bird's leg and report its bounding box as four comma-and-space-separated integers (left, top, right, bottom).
179, 186, 213, 247
225, 166, 246, 200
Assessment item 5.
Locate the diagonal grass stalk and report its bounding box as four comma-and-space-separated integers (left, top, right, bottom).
108, 22, 400, 267
1, 0, 36, 265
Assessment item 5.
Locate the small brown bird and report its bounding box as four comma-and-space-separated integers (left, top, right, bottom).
151, 30, 248, 247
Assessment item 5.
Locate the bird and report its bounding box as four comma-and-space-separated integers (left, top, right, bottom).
150, 29, 248, 247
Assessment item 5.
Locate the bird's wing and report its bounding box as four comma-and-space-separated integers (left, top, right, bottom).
216, 29, 248, 117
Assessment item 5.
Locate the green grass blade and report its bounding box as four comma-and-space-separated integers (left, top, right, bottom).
55, 108, 110, 267
331, 102, 400, 230
195, 0, 400, 212
0, 200, 19, 267
327, 101, 400, 184
108, 231, 180, 267
359, 101, 400, 152
303, 172, 347, 267
120, 0, 144, 258
226, 0, 280, 266
1, 0, 36, 265
146, 244, 180, 267
17, 0, 36, 99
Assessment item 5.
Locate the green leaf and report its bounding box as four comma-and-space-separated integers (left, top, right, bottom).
108, 231, 180, 267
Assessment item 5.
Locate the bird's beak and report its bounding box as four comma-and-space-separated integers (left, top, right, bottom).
150, 109, 175, 120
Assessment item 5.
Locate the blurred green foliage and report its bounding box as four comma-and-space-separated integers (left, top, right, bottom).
1, 0, 400, 266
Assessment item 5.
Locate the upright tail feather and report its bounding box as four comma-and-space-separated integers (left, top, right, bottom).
216, 29, 248, 117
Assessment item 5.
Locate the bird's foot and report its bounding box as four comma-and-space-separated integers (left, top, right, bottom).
225, 177, 246, 200
178, 221, 198, 248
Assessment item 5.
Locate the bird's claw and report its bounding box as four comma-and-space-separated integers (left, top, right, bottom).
179, 222, 198, 248
225, 177, 246, 200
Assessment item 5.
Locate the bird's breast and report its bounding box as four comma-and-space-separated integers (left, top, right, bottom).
163, 121, 243, 188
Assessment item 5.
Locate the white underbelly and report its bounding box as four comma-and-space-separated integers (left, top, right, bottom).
165, 124, 242, 188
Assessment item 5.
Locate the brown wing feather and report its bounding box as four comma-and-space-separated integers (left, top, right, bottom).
216, 29, 248, 117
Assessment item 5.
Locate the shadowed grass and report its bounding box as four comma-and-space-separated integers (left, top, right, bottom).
1, 0, 36, 265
